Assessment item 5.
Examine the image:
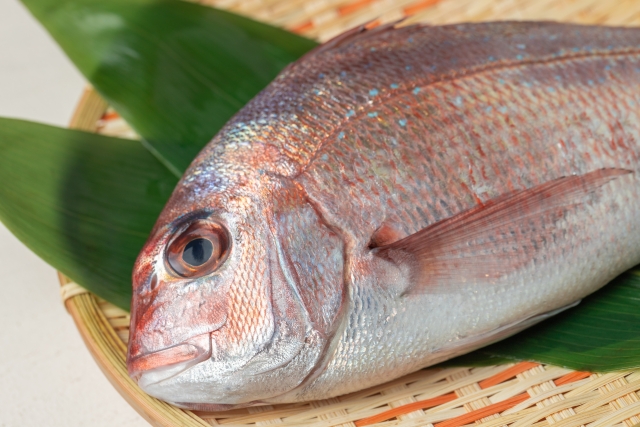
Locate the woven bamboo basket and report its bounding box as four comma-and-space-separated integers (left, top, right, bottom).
60, 0, 640, 426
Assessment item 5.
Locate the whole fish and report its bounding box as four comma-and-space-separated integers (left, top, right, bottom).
127, 21, 640, 409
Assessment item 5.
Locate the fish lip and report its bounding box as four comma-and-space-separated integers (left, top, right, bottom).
128, 332, 212, 386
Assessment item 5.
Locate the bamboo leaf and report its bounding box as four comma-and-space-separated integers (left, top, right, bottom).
0, 118, 177, 309
21, 0, 317, 174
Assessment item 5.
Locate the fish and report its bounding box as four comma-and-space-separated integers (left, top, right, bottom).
126, 21, 640, 410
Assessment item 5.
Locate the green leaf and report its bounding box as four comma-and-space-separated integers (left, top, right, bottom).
21, 0, 317, 175
441, 269, 640, 371
0, 118, 177, 309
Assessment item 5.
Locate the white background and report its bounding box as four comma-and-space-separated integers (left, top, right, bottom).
0, 0, 149, 425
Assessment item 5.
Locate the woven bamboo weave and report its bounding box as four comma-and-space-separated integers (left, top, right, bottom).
61, 1, 640, 426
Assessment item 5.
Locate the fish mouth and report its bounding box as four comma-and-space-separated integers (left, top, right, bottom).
128, 332, 212, 387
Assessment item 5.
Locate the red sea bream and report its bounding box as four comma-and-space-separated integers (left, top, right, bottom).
126, 21, 640, 409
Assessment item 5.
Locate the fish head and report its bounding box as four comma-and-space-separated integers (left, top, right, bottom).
127, 155, 344, 407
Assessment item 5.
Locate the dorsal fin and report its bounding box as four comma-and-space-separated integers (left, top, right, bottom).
302, 18, 416, 57
372, 168, 632, 294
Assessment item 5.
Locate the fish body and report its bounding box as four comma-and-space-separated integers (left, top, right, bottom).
127, 21, 640, 408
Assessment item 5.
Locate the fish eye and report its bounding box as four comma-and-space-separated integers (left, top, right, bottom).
166, 220, 231, 278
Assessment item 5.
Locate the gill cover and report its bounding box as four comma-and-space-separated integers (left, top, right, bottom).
252, 182, 346, 403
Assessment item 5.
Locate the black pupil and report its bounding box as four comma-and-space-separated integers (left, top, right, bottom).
182, 238, 213, 267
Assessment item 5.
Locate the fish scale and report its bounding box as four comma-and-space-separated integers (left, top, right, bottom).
128, 21, 640, 407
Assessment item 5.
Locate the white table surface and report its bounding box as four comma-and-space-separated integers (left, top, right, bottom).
0, 0, 149, 425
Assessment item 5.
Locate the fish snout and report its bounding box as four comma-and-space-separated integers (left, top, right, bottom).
127, 332, 212, 384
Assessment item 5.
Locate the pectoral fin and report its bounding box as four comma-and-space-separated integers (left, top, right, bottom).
372, 168, 631, 294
